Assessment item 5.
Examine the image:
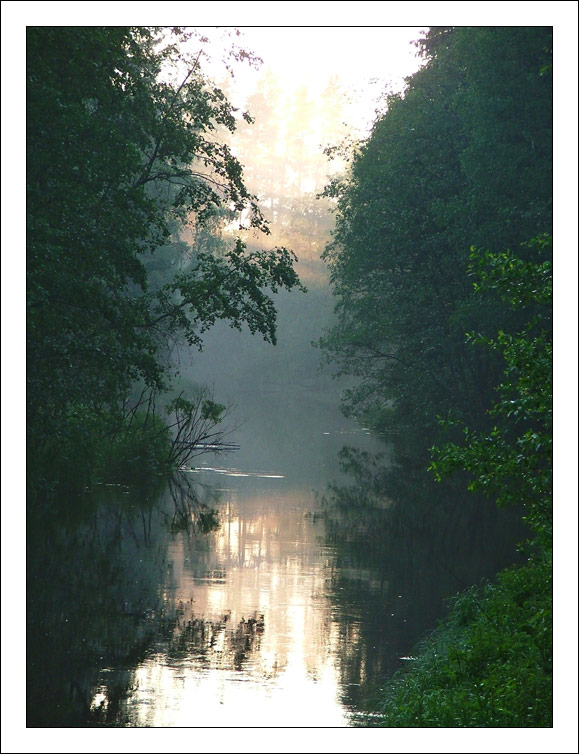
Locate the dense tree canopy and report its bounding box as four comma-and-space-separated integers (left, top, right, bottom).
27, 27, 303, 456
320, 26, 552, 444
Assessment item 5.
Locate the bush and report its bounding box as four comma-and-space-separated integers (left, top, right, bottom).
363, 558, 552, 727
95, 410, 173, 485
28, 406, 174, 503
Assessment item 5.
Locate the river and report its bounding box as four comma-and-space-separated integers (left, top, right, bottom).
26, 379, 526, 728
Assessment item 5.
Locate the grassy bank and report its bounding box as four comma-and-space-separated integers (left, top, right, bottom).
357, 555, 552, 727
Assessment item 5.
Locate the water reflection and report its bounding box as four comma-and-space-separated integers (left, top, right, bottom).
118, 477, 349, 727
320, 445, 528, 715
27, 465, 357, 726
27, 389, 527, 727
26, 476, 219, 727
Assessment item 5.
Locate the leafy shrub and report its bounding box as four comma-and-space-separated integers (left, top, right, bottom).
96, 410, 172, 485
364, 559, 552, 727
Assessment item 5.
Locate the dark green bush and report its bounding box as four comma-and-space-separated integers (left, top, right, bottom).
95, 411, 173, 485
363, 558, 552, 727
28, 407, 173, 501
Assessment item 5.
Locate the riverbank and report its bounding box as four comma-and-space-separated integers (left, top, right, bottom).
355, 554, 552, 727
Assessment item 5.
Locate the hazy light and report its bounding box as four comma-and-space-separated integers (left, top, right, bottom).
189, 26, 426, 134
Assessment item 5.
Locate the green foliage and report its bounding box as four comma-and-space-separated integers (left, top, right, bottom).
320, 27, 553, 728
28, 405, 174, 500
27, 26, 304, 488
430, 239, 552, 542
361, 558, 552, 727
319, 27, 552, 440
96, 411, 173, 485
28, 408, 108, 499
201, 399, 226, 424
153, 238, 305, 348
163, 386, 233, 469
358, 240, 553, 728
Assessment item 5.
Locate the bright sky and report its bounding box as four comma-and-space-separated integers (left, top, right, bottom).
238, 26, 423, 92
196, 26, 425, 134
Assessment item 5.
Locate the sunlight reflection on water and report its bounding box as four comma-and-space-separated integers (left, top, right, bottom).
123, 475, 352, 727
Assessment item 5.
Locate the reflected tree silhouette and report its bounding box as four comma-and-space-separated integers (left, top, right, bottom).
163, 609, 266, 673
166, 471, 221, 535
321, 440, 528, 711
27, 475, 223, 726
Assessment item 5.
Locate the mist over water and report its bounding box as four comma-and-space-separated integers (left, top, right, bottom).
27, 280, 526, 727
177, 284, 366, 484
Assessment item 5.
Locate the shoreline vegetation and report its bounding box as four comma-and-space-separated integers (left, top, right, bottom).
27, 27, 305, 502
318, 27, 553, 727
353, 556, 552, 727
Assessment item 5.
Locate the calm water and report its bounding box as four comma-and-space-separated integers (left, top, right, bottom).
121, 473, 351, 727
27, 387, 526, 727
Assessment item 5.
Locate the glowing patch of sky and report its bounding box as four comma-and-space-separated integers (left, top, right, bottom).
191, 26, 426, 133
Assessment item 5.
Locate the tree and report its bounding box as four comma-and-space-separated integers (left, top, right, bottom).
285, 85, 316, 195
231, 69, 283, 218
27, 27, 303, 457
430, 237, 552, 543
319, 27, 552, 447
